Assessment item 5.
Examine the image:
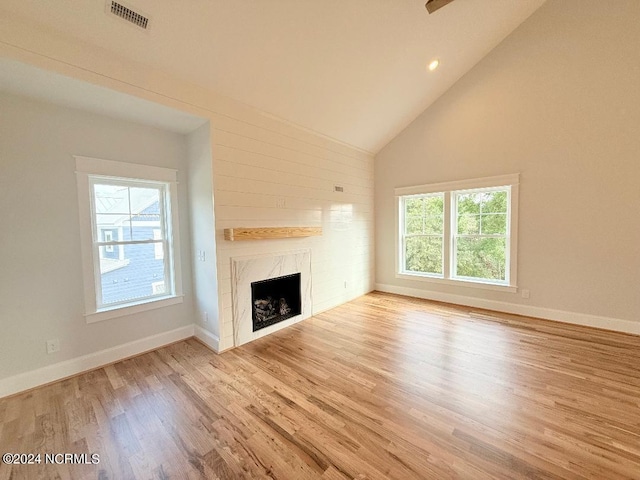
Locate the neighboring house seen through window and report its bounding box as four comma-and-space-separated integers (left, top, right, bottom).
103, 230, 115, 253
396, 174, 519, 291
76, 157, 183, 323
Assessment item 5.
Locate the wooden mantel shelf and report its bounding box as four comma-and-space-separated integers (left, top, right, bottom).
224, 226, 322, 241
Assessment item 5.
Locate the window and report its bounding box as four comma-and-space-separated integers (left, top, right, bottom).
103, 230, 114, 253
76, 156, 183, 322
397, 174, 519, 291
403, 193, 444, 275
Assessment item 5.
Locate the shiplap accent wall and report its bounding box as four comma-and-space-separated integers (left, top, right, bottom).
209, 115, 375, 350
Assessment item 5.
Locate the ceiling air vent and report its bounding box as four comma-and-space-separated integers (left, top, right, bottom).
108, 1, 149, 29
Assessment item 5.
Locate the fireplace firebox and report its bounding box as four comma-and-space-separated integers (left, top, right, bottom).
251, 273, 302, 332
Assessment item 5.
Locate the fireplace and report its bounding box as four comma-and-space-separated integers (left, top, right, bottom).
231, 249, 311, 346
251, 273, 302, 332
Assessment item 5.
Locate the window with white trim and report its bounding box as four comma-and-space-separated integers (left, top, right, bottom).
76, 157, 183, 322
397, 174, 519, 290
403, 193, 444, 276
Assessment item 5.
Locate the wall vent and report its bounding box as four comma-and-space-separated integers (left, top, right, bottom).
334, 186, 344, 192
108, 1, 149, 29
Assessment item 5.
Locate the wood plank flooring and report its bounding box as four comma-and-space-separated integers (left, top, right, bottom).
1, 291, 640, 479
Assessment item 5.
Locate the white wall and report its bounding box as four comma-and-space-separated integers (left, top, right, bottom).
0, 92, 195, 381
375, 0, 640, 329
0, 11, 375, 357
186, 122, 221, 346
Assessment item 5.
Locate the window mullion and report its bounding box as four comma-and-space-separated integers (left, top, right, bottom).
127, 187, 133, 240
443, 192, 452, 280
505, 188, 512, 284
399, 197, 405, 273
160, 187, 173, 294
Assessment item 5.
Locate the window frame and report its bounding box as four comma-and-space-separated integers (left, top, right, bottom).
75, 156, 184, 323
396, 174, 519, 293
153, 228, 164, 260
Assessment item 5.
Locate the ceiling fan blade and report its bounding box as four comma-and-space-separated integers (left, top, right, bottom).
425, 0, 456, 14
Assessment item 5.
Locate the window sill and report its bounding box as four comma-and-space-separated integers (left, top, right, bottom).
85, 295, 184, 324
396, 273, 517, 293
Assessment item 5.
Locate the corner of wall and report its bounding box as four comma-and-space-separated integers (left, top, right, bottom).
186, 122, 221, 340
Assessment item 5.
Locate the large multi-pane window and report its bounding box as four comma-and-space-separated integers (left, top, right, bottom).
397, 174, 518, 289
76, 157, 183, 323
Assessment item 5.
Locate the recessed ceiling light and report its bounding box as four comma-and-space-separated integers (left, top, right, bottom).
428, 59, 440, 72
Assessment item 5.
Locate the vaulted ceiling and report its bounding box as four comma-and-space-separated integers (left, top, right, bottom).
0, 0, 547, 152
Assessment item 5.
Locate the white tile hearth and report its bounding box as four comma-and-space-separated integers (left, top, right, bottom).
231, 249, 312, 346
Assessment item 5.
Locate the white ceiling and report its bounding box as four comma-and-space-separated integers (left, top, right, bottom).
0, 0, 547, 152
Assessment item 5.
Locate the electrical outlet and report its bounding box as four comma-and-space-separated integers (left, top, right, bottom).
276, 198, 286, 208
202, 311, 208, 324
521, 289, 530, 299
344, 280, 347, 289
46, 339, 60, 354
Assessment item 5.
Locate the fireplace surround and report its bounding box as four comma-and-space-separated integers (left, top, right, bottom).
231, 250, 311, 346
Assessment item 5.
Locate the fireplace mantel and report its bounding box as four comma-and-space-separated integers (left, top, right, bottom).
224, 226, 322, 241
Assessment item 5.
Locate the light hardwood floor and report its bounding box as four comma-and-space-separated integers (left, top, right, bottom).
1, 292, 639, 479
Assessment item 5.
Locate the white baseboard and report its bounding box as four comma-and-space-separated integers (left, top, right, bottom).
0, 325, 194, 399
375, 283, 640, 336
194, 325, 220, 353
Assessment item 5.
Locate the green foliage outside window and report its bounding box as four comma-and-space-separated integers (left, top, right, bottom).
404, 195, 444, 275
455, 190, 508, 281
